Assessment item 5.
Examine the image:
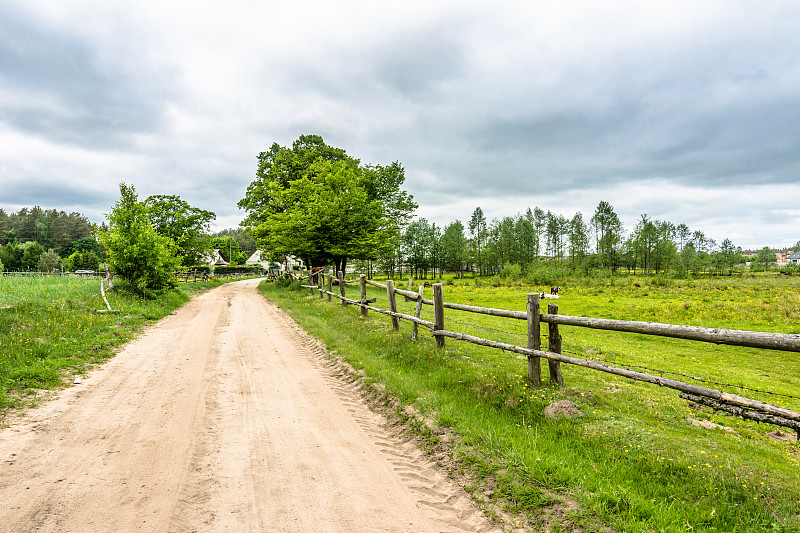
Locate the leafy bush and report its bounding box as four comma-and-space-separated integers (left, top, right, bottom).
648, 273, 673, 287
37, 249, 62, 273
213, 265, 262, 275
97, 183, 179, 297
64, 251, 100, 272
524, 260, 568, 286
499, 262, 522, 279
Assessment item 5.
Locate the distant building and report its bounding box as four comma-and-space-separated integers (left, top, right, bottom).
787, 251, 800, 265
203, 249, 228, 266
245, 251, 304, 272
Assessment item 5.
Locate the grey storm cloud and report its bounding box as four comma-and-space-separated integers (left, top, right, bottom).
0, 4, 176, 148
1, 1, 799, 249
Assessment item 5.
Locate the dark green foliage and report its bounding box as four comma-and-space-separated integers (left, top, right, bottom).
0, 206, 94, 255
213, 228, 257, 259
239, 134, 416, 273
213, 265, 262, 275
63, 237, 104, 258
210, 237, 246, 265
65, 250, 100, 272
144, 195, 216, 266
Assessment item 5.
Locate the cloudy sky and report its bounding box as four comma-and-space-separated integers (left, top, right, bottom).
2, 1, 799, 250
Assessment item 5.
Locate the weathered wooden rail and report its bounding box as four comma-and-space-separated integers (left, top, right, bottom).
286, 270, 800, 436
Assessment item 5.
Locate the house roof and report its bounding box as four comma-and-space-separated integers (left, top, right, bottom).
787, 250, 800, 259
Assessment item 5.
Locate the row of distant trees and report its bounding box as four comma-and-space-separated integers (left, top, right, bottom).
0, 201, 256, 279
235, 134, 797, 281
354, 203, 799, 279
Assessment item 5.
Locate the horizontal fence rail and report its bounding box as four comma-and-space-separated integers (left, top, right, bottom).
539, 314, 800, 353
275, 270, 800, 437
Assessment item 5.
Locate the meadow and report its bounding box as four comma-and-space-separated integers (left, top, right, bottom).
261, 273, 800, 532
0, 274, 225, 416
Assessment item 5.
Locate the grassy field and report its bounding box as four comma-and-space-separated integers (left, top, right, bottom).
0, 274, 227, 416
261, 274, 800, 532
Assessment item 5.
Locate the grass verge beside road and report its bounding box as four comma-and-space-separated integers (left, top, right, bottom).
259, 276, 800, 532
0, 275, 227, 416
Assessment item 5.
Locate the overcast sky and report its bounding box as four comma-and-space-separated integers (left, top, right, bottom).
2, 1, 799, 250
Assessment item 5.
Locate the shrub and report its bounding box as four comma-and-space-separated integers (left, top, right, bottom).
97, 183, 179, 297
213, 265, 262, 276
648, 273, 672, 287
37, 249, 62, 273
499, 262, 522, 280
524, 260, 567, 286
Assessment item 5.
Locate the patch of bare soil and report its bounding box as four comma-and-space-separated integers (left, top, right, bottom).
0, 279, 505, 532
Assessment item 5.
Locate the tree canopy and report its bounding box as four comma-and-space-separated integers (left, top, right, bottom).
144, 194, 216, 266
238, 135, 417, 273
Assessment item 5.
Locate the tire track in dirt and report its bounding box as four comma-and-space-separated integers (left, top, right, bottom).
279, 307, 505, 533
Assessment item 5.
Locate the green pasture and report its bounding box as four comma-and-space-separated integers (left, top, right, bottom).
0, 274, 225, 415
262, 274, 800, 532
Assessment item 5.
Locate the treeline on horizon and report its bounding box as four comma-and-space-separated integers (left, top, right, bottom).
0, 206, 257, 274
1, 199, 797, 279
354, 202, 800, 281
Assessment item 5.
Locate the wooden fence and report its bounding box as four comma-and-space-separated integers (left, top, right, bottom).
286, 271, 800, 437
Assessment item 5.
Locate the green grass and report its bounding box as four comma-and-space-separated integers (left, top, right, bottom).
262, 274, 800, 532
0, 274, 229, 415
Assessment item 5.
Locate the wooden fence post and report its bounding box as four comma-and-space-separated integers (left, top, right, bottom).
309, 273, 315, 296
327, 274, 333, 302
386, 280, 399, 330
338, 271, 346, 306
360, 274, 368, 317
433, 283, 445, 348
547, 302, 565, 386
405, 278, 414, 301
411, 285, 424, 340
527, 293, 542, 385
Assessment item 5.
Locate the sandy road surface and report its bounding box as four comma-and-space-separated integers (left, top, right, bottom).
0, 279, 501, 532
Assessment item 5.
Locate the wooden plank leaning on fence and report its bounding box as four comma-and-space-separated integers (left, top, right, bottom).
338, 271, 346, 306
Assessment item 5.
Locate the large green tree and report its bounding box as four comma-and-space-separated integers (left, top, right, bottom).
591, 201, 623, 270
144, 195, 216, 266
97, 183, 179, 296
468, 207, 487, 276
239, 135, 416, 273
441, 220, 468, 278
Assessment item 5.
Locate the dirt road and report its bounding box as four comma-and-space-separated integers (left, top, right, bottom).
0, 279, 501, 532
